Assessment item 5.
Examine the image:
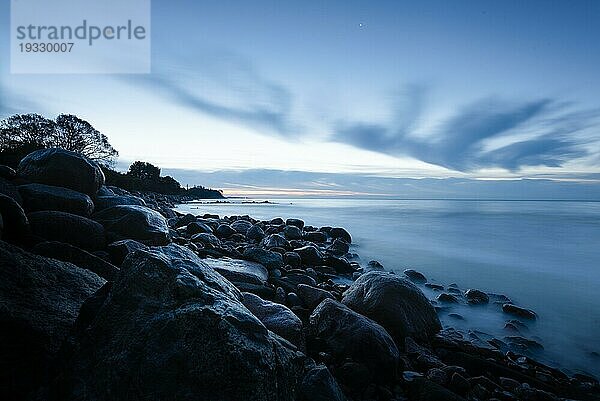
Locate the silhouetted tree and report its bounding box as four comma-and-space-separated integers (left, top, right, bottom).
127, 161, 161, 181
0, 113, 118, 167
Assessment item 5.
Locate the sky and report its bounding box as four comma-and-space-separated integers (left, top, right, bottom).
1, 0, 600, 198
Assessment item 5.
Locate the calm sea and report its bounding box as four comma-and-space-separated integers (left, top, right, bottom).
176, 198, 600, 377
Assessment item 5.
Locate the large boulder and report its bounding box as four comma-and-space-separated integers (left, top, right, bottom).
55, 244, 307, 401
93, 205, 170, 245
28, 211, 106, 251
33, 241, 119, 281
295, 245, 324, 266
106, 239, 147, 265
94, 195, 146, 211
299, 365, 347, 401
17, 148, 105, 197
204, 257, 269, 285
230, 219, 253, 235
242, 292, 304, 349
18, 183, 94, 216
341, 271, 441, 343
0, 194, 29, 243
0, 241, 105, 401
308, 299, 399, 383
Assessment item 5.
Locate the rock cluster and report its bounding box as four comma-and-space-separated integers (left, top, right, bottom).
0, 148, 597, 401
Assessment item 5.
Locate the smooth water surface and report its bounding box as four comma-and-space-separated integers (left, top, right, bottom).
176, 198, 600, 377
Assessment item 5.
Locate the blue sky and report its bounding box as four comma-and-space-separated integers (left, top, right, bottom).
1, 0, 600, 197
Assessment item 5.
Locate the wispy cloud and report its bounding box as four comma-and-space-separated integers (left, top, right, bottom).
132, 50, 297, 136
332, 93, 600, 172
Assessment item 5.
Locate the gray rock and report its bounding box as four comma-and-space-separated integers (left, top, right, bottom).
286, 218, 305, 229
29, 210, 106, 251
93, 205, 170, 245
33, 241, 119, 281
246, 224, 265, 241
303, 231, 327, 243
18, 183, 94, 216
242, 292, 304, 349
309, 299, 399, 383
17, 148, 105, 197
465, 289, 489, 304
284, 225, 303, 240
294, 245, 323, 266
191, 232, 221, 246
55, 244, 306, 401
204, 257, 269, 285
328, 238, 350, 256
107, 239, 147, 265
284, 251, 302, 268
186, 221, 212, 235
342, 271, 441, 343
94, 195, 146, 211
262, 233, 290, 249
299, 365, 347, 401
404, 268, 427, 283
297, 284, 335, 309
330, 227, 351, 243
231, 219, 253, 235
0, 241, 104, 400
215, 223, 236, 238
244, 247, 284, 270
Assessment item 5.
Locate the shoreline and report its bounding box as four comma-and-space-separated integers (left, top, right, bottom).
1, 149, 598, 400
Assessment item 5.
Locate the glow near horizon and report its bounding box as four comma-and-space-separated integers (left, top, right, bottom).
1, 0, 599, 186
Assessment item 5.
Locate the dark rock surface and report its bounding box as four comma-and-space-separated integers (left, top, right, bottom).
28, 211, 106, 251
342, 271, 441, 343
54, 244, 307, 401
94, 194, 146, 211
17, 148, 104, 197
204, 257, 269, 285
18, 183, 94, 216
0, 194, 29, 243
0, 241, 104, 401
93, 205, 170, 245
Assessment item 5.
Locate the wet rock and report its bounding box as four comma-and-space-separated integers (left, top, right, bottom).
242, 292, 304, 349
243, 247, 284, 270
106, 239, 147, 265
286, 218, 304, 229
328, 237, 350, 256
308, 298, 399, 383
299, 365, 347, 401
297, 284, 335, 309
246, 224, 265, 241
191, 232, 221, 247
0, 194, 30, 242
437, 293, 459, 303
303, 231, 327, 243
405, 337, 444, 370
294, 245, 324, 266
270, 217, 284, 225
93, 205, 170, 245
342, 271, 441, 343
29, 211, 105, 251
215, 223, 236, 238
204, 257, 268, 285
17, 148, 104, 197
55, 244, 306, 401
366, 260, 384, 272
448, 313, 465, 320
502, 303, 537, 320
425, 283, 444, 291
465, 289, 489, 304
18, 183, 94, 216
284, 251, 302, 268
274, 273, 318, 293
33, 241, 119, 281
231, 219, 253, 235
324, 255, 354, 274
0, 241, 104, 400
185, 221, 212, 235
94, 195, 146, 211
283, 225, 303, 240
330, 227, 351, 243
404, 269, 427, 283
262, 233, 290, 249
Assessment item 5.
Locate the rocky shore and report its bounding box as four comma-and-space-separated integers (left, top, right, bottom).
0, 148, 599, 401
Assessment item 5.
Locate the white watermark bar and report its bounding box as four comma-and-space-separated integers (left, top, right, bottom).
10, 0, 151, 74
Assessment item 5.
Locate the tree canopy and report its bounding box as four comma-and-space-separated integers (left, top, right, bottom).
0, 113, 118, 167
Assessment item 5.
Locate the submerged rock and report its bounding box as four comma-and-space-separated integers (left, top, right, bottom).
502, 303, 537, 320
404, 268, 427, 283
342, 271, 441, 343
465, 289, 489, 305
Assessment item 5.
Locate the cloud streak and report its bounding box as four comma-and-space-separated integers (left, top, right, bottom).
332, 94, 600, 172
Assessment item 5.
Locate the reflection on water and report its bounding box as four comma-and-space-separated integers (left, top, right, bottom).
176, 198, 600, 377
